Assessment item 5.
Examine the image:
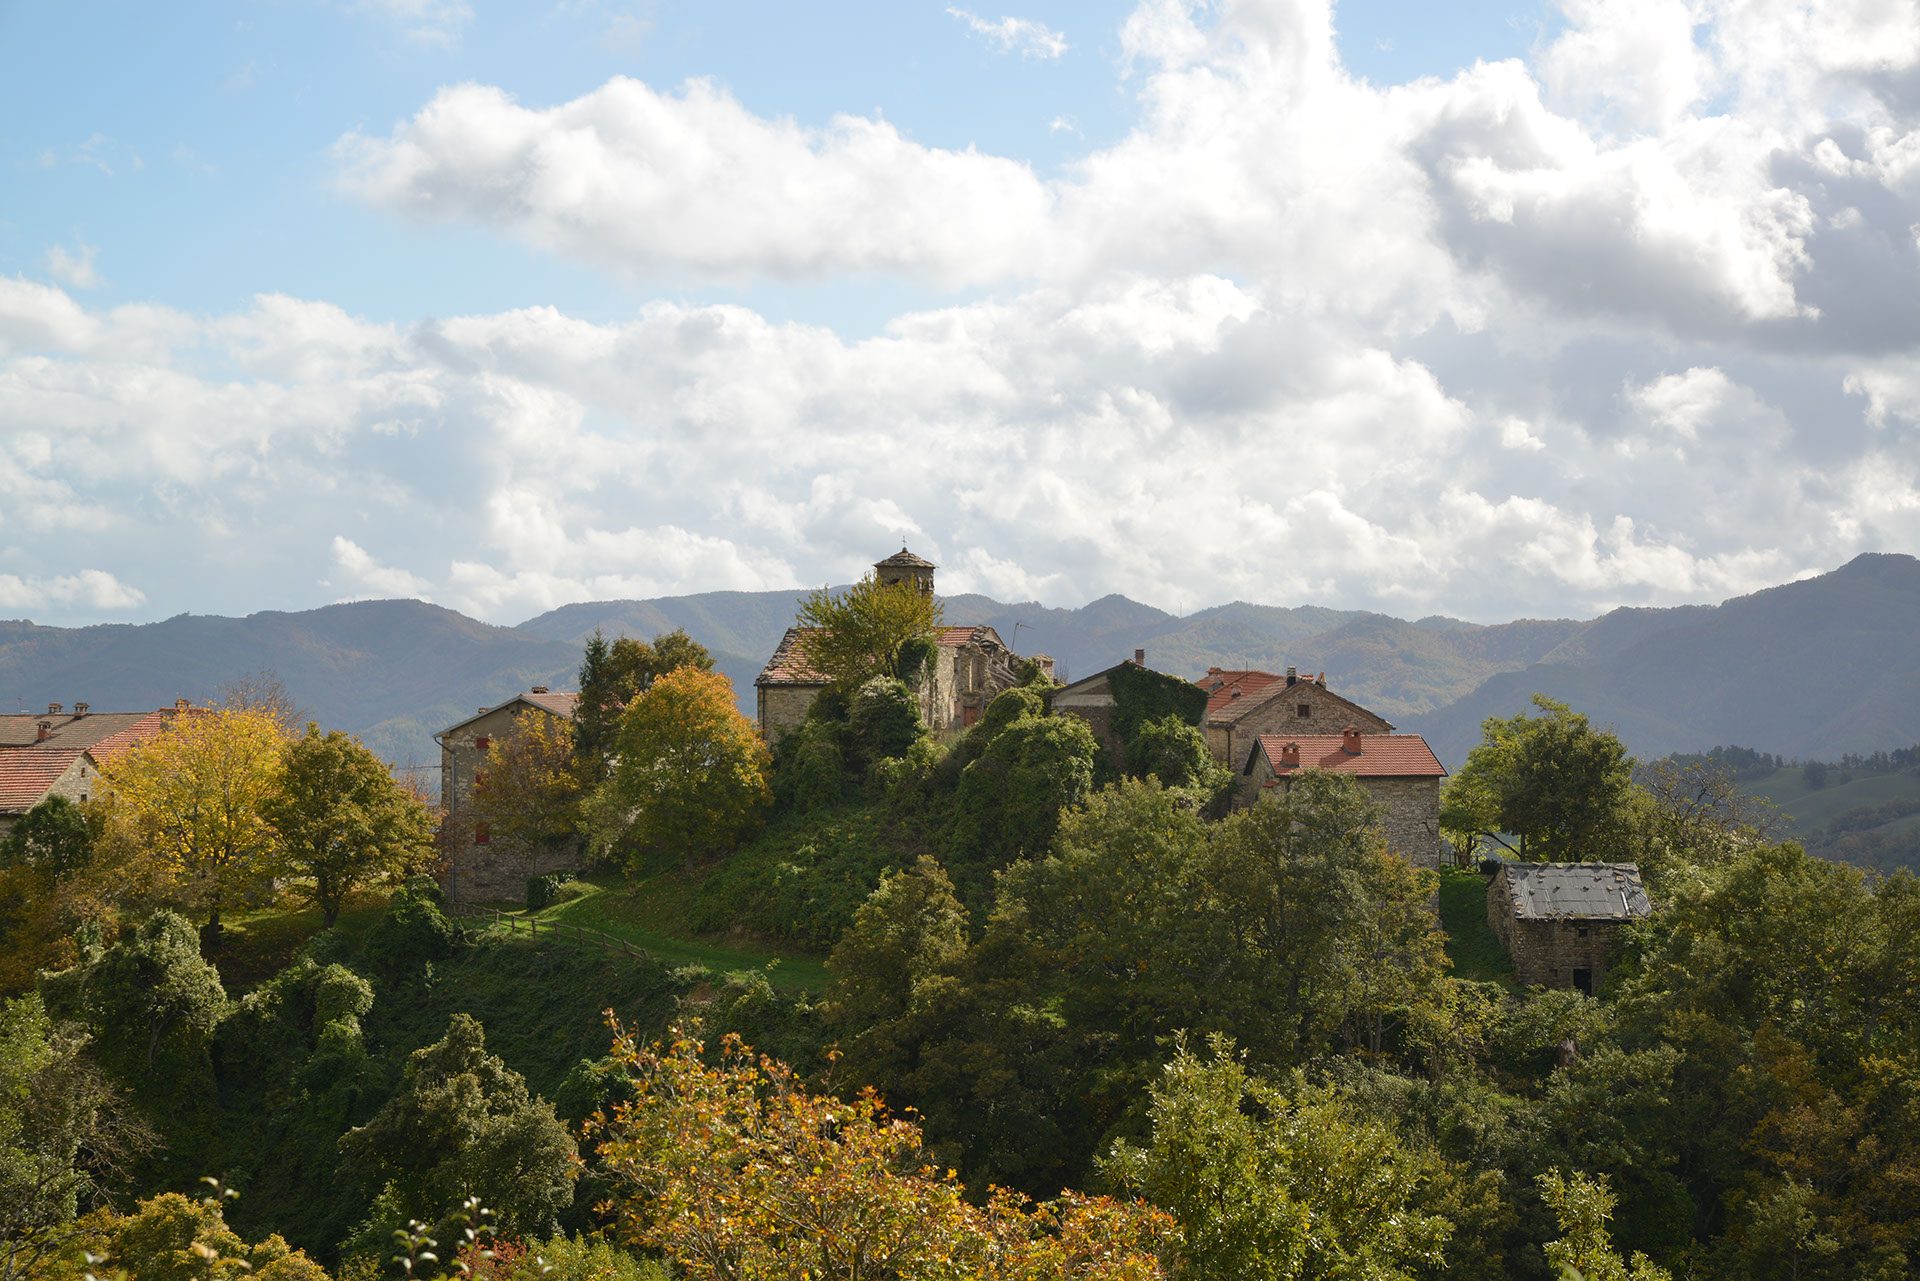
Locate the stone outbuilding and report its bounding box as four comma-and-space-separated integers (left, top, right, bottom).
1197, 666, 1394, 766
754, 547, 1047, 741
1050, 651, 1209, 773
1485, 861, 1652, 993
1240, 727, 1447, 870
0, 701, 193, 837
435, 687, 581, 905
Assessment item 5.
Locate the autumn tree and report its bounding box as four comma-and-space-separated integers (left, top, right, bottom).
470, 709, 587, 866
575, 629, 716, 777
590, 1025, 1173, 1281
1537, 1170, 1673, 1281
796, 574, 943, 692
594, 667, 771, 867
93, 706, 287, 946
262, 724, 437, 927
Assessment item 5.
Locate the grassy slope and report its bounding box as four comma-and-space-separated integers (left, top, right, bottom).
1738, 767, 1920, 835
519, 875, 830, 992
1437, 869, 1515, 985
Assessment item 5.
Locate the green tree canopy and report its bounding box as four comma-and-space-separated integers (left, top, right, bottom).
0, 796, 93, 882
796, 575, 942, 692
339, 1013, 577, 1243
1443, 695, 1635, 861
263, 724, 438, 927
574, 628, 716, 777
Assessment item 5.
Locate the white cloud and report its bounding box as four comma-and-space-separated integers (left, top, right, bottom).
354, 0, 472, 47
45, 241, 101, 290
0, 569, 144, 612
947, 8, 1070, 59
330, 536, 433, 600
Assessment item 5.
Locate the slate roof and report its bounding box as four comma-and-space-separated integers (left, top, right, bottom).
1252, 732, 1446, 778
0, 709, 178, 753
875, 547, 936, 570
1496, 863, 1652, 922
436, 690, 581, 737
1214, 679, 1395, 730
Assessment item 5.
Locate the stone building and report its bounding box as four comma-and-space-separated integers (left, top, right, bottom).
1239, 727, 1447, 869
754, 547, 1047, 741
1485, 861, 1652, 993
1050, 651, 1207, 771
1196, 666, 1394, 766
435, 686, 580, 905
0, 702, 192, 837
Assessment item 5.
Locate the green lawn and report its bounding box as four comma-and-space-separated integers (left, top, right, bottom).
514, 874, 831, 992
1437, 868, 1515, 985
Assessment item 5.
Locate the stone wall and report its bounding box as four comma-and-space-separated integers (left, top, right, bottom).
441, 701, 577, 906
1485, 868, 1628, 991
757, 684, 822, 742
1237, 763, 1441, 870
1050, 676, 1124, 764
1210, 681, 1395, 766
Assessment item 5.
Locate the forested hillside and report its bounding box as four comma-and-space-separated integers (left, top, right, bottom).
4, 554, 1918, 768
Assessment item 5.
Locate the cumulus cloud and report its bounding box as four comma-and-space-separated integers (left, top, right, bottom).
45, 241, 101, 289
0, 569, 145, 612
947, 8, 1070, 59
330, 536, 433, 600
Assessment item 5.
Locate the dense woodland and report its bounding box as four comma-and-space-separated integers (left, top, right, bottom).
4, 575, 1920, 1280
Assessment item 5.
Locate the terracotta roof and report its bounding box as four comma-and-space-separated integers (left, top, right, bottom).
0, 708, 181, 753
757, 627, 830, 687
1215, 679, 1395, 730
0, 747, 88, 813
1497, 863, 1651, 921
1196, 669, 1284, 718
875, 547, 936, 569
1253, 732, 1445, 778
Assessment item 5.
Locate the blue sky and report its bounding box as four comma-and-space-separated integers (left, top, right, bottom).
2, 0, 1917, 626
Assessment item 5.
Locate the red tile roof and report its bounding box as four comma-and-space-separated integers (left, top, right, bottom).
757, 627, 830, 687
0, 748, 88, 812
1254, 733, 1446, 778
0, 708, 181, 752
1195, 669, 1285, 717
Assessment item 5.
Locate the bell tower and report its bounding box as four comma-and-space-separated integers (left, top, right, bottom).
874, 546, 936, 596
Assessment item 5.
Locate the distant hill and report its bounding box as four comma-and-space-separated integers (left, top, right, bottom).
2, 553, 1916, 774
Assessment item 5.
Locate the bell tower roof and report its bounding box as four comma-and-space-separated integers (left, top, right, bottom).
874, 546, 936, 571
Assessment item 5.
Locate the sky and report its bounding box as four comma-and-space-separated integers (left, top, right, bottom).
2, 0, 1918, 628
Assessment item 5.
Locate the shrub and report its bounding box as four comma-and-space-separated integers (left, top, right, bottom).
849, 676, 923, 768
359, 877, 458, 981
772, 719, 846, 815
524, 872, 576, 913
690, 807, 908, 951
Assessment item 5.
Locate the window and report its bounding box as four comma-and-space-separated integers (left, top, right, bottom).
474, 736, 491, 752
1572, 968, 1594, 995
1296, 704, 1310, 717
474, 823, 491, 845
1576, 926, 1590, 938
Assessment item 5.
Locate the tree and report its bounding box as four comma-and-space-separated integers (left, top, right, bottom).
339, 1014, 577, 1245
1444, 696, 1634, 862
796, 575, 943, 692
55, 1189, 330, 1281
1101, 1035, 1452, 1281
594, 667, 771, 867
1125, 714, 1231, 806
575, 629, 716, 777
92, 706, 288, 946
849, 676, 924, 769
1537, 1170, 1673, 1281
470, 709, 587, 868
263, 724, 438, 927
951, 710, 1098, 873
0, 796, 92, 882
590, 1026, 1172, 1281
0, 994, 147, 1281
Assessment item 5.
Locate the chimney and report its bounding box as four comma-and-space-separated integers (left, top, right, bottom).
1317, 671, 1326, 687
48, 703, 62, 716
1133, 648, 1145, 665
36, 720, 52, 742
1285, 665, 1297, 686
174, 698, 189, 712
1279, 740, 1301, 767
1342, 725, 1362, 755
73, 702, 88, 717
531, 685, 550, 694
1207, 666, 1221, 675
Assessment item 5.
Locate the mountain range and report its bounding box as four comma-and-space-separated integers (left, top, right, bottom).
2, 553, 1916, 774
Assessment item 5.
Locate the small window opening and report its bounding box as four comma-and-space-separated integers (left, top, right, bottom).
1572, 968, 1594, 995
474, 736, 491, 752
474, 823, 491, 845
1296, 704, 1311, 717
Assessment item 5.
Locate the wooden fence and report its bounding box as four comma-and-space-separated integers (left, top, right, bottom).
448, 905, 652, 963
